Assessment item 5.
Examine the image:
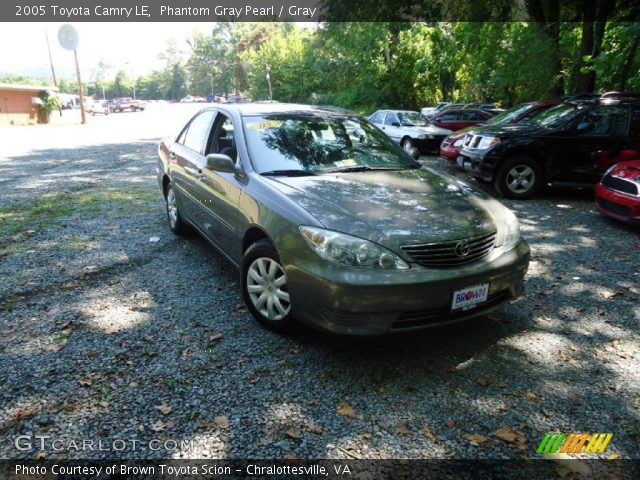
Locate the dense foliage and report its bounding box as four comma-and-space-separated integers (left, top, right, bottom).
7, 19, 637, 112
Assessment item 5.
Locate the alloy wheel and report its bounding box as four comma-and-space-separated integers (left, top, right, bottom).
506, 165, 535, 194
166, 188, 178, 228
246, 257, 290, 321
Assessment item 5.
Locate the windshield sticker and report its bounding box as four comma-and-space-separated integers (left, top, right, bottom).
248, 120, 283, 131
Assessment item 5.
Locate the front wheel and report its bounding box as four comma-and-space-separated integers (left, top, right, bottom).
494, 156, 543, 199
242, 240, 295, 333
401, 137, 415, 153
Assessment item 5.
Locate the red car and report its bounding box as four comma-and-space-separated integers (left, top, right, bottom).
430, 108, 495, 131
595, 157, 640, 223
440, 100, 561, 163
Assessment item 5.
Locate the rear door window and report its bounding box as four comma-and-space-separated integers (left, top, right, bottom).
181, 110, 216, 153
384, 113, 399, 126
580, 106, 630, 136
440, 111, 459, 121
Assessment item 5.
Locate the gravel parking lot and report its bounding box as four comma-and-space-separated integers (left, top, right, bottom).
1, 104, 639, 461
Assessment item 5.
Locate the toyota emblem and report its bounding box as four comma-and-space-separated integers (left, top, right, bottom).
455, 240, 470, 257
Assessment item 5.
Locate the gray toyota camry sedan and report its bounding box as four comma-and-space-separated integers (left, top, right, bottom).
157, 103, 529, 335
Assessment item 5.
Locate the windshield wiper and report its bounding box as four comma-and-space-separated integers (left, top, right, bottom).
326, 165, 415, 173
261, 169, 315, 177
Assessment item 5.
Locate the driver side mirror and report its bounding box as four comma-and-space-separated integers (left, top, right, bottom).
577, 121, 595, 133
205, 153, 236, 173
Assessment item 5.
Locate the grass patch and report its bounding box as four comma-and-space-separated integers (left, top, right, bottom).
0, 186, 158, 255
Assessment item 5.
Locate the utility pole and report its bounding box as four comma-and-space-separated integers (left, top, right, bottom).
45, 30, 57, 86
266, 63, 273, 101
74, 49, 86, 124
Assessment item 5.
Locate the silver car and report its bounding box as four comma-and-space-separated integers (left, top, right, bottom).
157, 103, 529, 335
369, 110, 452, 154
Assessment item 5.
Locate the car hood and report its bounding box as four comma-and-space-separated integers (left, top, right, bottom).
607, 160, 640, 183
467, 123, 548, 138
263, 168, 499, 251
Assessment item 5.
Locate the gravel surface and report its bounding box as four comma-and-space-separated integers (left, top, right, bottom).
0, 104, 639, 462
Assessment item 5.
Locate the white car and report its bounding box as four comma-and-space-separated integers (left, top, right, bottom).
87, 101, 109, 116
369, 110, 452, 153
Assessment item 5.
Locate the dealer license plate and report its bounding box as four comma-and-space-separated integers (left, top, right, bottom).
451, 283, 489, 311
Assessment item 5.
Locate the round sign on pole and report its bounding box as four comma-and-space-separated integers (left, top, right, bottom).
58, 24, 79, 51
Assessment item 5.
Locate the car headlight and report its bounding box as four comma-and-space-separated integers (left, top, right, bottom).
494, 207, 521, 252
477, 136, 501, 149
299, 226, 410, 270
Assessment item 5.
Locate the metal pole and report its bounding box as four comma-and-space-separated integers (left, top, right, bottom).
266, 64, 273, 102
131, 65, 136, 100
74, 49, 86, 124
45, 30, 57, 87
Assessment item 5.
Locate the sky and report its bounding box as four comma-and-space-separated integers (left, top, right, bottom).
0, 22, 214, 83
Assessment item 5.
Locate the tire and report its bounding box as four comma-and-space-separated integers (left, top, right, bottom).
473, 176, 491, 184
164, 183, 189, 235
401, 137, 415, 153
494, 155, 543, 199
242, 240, 294, 333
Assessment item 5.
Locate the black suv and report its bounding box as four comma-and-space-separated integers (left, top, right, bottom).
457, 94, 640, 199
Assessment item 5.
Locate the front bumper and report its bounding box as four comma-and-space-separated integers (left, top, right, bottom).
414, 135, 447, 153
439, 144, 459, 163
457, 149, 498, 181
595, 184, 640, 224
287, 240, 530, 335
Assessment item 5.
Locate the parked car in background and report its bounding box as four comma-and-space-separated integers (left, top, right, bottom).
440, 100, 562, 164
430, 108, 496, 131
368, 109, 452, 153
87, 101, 109, 116
425, 103, 465, 118
463, 103, 497, 110
113, 97, 146, 112
595, 158, 640, 223
457, 95, 640, 199
420, 102, 450, 117
157, 103, 529, 334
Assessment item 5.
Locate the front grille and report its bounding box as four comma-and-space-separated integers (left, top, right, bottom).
601, 175, 639, 196
401, 231, 496, 268
391, 290, 510, 330
463, 134, 482, 148
597, 197, 632, 217
319, 308, 372, 326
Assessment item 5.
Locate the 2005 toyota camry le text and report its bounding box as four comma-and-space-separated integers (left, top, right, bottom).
156, 104, 530, 335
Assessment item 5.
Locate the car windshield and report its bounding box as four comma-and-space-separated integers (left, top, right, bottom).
398, 111, 429, 126
487, 103, 535, 125
529, 103, 585, 128
243, 114, 420, 174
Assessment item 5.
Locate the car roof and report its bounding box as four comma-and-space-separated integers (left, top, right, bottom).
372, 109, 419, 114
213, 102, 357, 117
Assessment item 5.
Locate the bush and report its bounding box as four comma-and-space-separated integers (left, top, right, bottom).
37, 90, 62, 124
